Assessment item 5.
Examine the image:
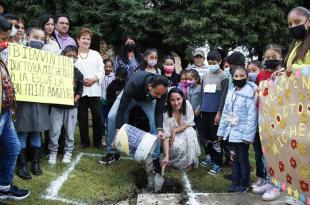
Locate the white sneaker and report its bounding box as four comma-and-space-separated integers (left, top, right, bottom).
62, 152, 72, 164
251, 177, 265, 188
262, 187, 280, 201
48, 153, 57, 165
252, 183, 274, 194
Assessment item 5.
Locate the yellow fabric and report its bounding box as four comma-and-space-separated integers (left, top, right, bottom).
287, 41, 310, 72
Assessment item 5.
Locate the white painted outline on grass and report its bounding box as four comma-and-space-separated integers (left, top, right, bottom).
182, 171, 200, 205
42, 152, 132, 205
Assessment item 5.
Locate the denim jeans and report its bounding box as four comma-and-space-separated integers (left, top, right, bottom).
107, 91, 160, 159
252, 131, 267, 179
229, 142, 250, 187
0, 110, 21, 186
18, 131, 41, 149
101, 105, 110, 136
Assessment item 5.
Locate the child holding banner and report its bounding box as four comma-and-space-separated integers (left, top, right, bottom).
15, 27, 49, 179
48, 45, 83, 165
217, 66, 257, 193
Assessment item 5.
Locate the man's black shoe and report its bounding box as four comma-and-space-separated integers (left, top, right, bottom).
99, 153, 120, 165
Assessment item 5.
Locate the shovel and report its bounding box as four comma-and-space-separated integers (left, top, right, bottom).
154, 164, 166, 193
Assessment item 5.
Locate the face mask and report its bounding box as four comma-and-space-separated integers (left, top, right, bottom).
29, 40, 45, 49
224, 67, 231, 76
186, 80, 196, 88
10, 26, 17, 37
163, 65, 174, 74
124, 43, 135, 52
208, 64, 220, 73
264, 59, 281, 70
233, 78, 247, 88
180, 81, 187, 88
248, 72, 258, 82
289, 24, 307, 40
147, 59, 157, 67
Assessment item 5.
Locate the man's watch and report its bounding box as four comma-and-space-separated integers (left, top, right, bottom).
157, 127, 164, 132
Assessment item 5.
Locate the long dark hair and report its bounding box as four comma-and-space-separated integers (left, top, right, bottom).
37, 14, 54, 34
284, 7, 310, 66
120, 35, 143, 64
166, 87, 187, 117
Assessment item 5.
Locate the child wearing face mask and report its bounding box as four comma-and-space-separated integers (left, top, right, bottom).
284, 7, 310, 72
15, 27, 49, 179
217, 67, 257, 193
198, 50, 229, 175
177, 70, 188, 97
256, 44, 283, 86
247, 60, 263, 83
186, 69, 205, 154
106, 67, 128, 108
100, 59, 115, 146
138, 48, 161, 75
161, 55, 180, 87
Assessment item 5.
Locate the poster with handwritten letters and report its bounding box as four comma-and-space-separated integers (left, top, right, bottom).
7, 43, 74, 105
259, 67, 310, 205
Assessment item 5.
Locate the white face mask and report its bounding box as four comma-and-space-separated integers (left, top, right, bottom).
10, 26, 17, 37
147, 59, 157, 67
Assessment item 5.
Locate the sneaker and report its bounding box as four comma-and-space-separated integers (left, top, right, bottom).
62, 152, 72, 164
235, 186, 249, 193
228, 183, 239, 192
208, 164, 223, 175
252, 182, 274, 194
200, 155, 213, 168
262, 187, 280, 201
99, 153, 120, 165
48, 153, 57, 165
251, 177, 265, 188
0, 185, 30, 200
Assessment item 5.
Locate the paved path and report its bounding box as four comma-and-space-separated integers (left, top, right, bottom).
137, 193, 290, 205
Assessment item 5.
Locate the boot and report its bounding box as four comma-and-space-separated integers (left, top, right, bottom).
31, 147, 43, 176
16, 149, 32, 180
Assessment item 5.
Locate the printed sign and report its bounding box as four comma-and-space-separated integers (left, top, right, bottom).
7, 43, 74, 105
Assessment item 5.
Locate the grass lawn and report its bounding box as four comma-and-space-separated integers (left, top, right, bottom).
2, 127, 259, 205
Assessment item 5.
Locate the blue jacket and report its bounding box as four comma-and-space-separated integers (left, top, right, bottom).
217, 82, 258, 143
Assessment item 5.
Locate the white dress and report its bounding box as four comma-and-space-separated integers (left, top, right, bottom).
163, 100, 201, 170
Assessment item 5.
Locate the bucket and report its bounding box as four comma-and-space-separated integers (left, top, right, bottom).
114, 124, 159, 161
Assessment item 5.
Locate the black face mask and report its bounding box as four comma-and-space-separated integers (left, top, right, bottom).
29, 40, 45, 49
124, 43, 135, 52
233, 78, 247, 88
289, 24, 307, 40
264, 59, 282, 70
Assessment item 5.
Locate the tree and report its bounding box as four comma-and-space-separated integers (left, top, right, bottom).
4, 0, 307, 63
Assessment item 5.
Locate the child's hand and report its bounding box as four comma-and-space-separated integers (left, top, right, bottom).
214, 112, 221, 125
194, 108, 201, 117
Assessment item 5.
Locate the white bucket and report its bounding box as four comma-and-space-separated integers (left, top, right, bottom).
114, 124, 159, 161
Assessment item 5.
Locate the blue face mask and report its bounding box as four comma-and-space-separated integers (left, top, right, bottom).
208, 64, 220, 73
224, 67, 231, 77
248, 72, 258, 82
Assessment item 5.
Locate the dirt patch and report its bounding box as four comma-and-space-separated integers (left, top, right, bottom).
131, 168, 184, 193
